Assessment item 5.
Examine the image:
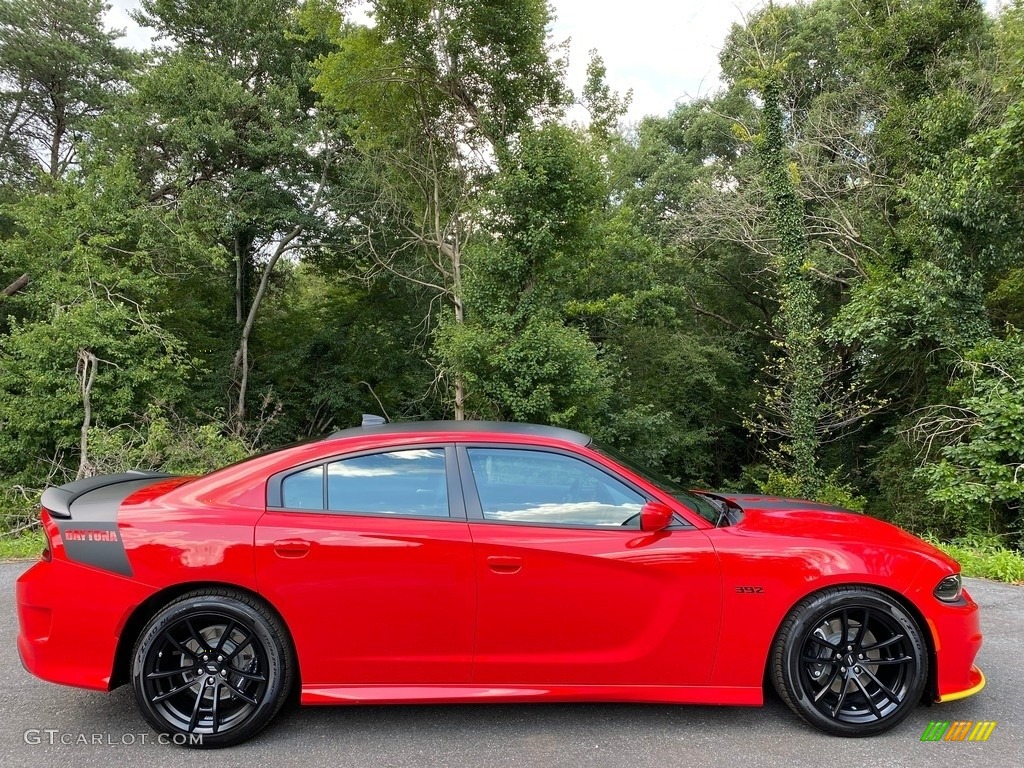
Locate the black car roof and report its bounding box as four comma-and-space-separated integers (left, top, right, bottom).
327, 420, 591, 447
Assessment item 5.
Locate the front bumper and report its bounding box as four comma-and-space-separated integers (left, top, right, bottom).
937, 664, 985, 703
918, 585, 985, 703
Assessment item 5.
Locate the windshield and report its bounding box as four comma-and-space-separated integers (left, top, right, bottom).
592, 442, 723, 525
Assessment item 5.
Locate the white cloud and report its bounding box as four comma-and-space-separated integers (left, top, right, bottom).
105, 0, 154, 49
550, 0, 775, 123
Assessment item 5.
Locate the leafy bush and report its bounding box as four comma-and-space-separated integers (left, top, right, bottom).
929, 535, 1024, 584
869, 437, 952, 536
0, 411, 253, 533
910, 334, 1024, 539
752, 468, 868, 512
88, 411, 253, 476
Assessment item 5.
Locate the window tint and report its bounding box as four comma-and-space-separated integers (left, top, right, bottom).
467, 448, 645, 527
326, 448, 449, 517
281, 465, 325, 510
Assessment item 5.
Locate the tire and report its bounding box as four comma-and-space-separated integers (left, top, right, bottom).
131, 588, 294, 748
770, 586, 928, 737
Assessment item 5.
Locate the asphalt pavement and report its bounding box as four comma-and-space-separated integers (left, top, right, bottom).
0, 562, 1020, 767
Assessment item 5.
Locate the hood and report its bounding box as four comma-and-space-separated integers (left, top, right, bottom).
705, 493, 957, 567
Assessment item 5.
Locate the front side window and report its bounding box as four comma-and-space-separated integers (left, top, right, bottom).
466, 448, 645, 527
280, 448, 449, 517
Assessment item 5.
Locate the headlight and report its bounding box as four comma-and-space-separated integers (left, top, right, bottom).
934, 573, 963, 602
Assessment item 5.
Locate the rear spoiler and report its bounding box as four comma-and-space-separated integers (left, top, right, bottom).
40, 471, 172, 519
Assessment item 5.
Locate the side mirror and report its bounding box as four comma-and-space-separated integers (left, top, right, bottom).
640, 501, 674, 532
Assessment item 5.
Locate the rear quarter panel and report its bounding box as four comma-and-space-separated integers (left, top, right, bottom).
118, 479, 263, 591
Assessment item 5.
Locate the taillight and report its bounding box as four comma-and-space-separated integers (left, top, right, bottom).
39, 507, 55, 561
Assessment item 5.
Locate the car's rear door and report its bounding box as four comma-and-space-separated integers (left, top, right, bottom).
254, 444, 476, 687
459, 444, 722, 687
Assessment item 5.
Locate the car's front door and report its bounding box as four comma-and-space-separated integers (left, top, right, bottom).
254, 445, 475, 688
460, 444, 722, 687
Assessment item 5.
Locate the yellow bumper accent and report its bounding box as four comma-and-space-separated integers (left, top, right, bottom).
938, 666, 986, 703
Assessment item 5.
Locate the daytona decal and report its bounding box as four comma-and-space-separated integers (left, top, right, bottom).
62, 529, 119, 543
58, 523, 133, 577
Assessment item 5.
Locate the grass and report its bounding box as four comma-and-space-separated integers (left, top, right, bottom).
0, 527, 44, 561
933, 537, 1024, 584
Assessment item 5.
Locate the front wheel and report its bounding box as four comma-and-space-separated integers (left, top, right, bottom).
770, 586, 928, 736
131, 589, 294, 748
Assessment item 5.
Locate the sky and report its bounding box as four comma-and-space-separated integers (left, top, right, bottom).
551, 1, 772, 121
103, 0, 776, 122
103, 1, 1001, 123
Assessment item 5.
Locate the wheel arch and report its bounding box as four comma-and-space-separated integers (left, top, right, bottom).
764, 581, 938, 702
109, 581, 300, 693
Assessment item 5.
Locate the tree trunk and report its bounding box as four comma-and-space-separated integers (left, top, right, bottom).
452, 241, 466, 420
49, 99, 66, 179
75, 349, 98, 480
232, 226, 302, 429
229, 159, 330, 431
453, 296, 466, 420
234, 234, 244, 325
2, 273, 29, 297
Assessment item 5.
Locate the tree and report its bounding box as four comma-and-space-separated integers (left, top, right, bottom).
111, 0, 344, 430
0, 159, 208, 484
0, 0, 137, 183
435, 123, 609, 428
580, 49, 631, 145
752, 70, 826, 490
313, 0, 566, 418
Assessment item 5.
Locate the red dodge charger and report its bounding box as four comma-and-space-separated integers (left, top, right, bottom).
16, 420, 984, 747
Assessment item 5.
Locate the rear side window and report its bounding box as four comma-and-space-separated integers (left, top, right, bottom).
280, 448, 450, 518
281, 466, 324, 510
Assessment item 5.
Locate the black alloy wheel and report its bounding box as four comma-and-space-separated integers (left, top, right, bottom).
771, 586, 928, 736
132, 589, 293, 748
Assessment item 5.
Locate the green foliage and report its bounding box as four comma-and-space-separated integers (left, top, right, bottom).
841, 0, 988, 101
436, 122, 610, 430
438, 314, 609, 429
749, 70, 825, 493
929, 535, 1024, 584
752, 467, 867, 512
868, 437, 950, 535
251, 266, 441, 439
580, 50, 631, 144
832, 261, 990, 396
87, 410, 252, 476
0, 160, 205, 485
910, 334, 1024, 537
0, 0, 138, 181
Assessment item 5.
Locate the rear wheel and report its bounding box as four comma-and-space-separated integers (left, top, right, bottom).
131, 589, 293, 748
771, 586, 928, 736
